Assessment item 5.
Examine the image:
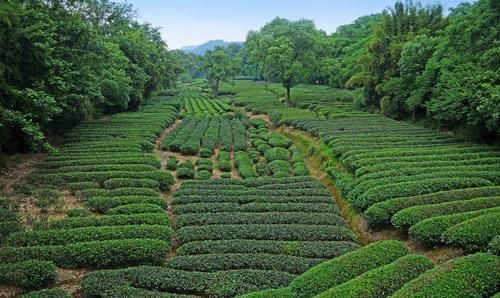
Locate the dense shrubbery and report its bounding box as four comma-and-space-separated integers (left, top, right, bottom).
0, 239, 168, 268
287, 240, 408, 298
0, 260, 56, 290
390, 253, 500, 298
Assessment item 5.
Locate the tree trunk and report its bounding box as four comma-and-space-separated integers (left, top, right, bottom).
213, 79, 219, 97
285, 82, 291, 106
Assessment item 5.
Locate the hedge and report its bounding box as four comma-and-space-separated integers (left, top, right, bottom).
390, 253, 500, 298
166, 157, 179, 170
103, 178, 159, 190
21, 288, 71, 298
0, 260, 56, 290
174, 202, 338, 214
176, 224, 355, 243
316, 254, 433, 298
77, 187, 158, 200
441, 213, 500, 251
85, 195, 165, 213
488, 235, 500, 255
391, 196, 500, 230
237, 287, 291, 298
175, 212, 345, 227
352, 178, 493, 210
177, 167, 195, 179
107, 203, 165, 215
267, 160, 290, 174
0, 239, 168, 268
218, 160, 232, 172
176, 240, 358, 259
82, 267, 295, 298
37, 213, 169, 230
264, 147, 289, 162
288, 240, 409, 298
8, 225, 170, 246
196, 170, 212, 180
166, 253, 323, 274
364, 186, 500, 227
199, 148, 212, 158
408, 207, 500, 246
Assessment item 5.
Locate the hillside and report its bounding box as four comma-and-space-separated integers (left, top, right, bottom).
180, 39, 243, 55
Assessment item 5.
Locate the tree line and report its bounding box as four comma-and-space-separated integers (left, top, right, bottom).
188, 0, 498, 142
0, 0, 182, 153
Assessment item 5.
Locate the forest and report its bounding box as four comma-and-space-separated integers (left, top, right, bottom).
0, 0, 498, 297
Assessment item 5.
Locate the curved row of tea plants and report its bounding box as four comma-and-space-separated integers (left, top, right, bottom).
239, 240, 500, 298
0, 96, 180, 292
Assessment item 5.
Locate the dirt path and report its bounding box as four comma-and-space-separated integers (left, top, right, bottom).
0, 153, 46, 196
153, 120, 183, 258
278, 126, 463, 264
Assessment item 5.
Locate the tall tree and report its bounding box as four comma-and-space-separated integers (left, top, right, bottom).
246, 18, 319, 105
204, 46, 239, 97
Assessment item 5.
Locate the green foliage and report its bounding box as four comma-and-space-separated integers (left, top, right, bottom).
21, 288, 71, 298
0, 260, 56, 290
315, 254, 433, 298
204, 46, 240, 96
0, 0, 180, 152
390, 253, 500, 298
0, 239, 169, 268
288, 240, 409, 298
246, 18, 320, 103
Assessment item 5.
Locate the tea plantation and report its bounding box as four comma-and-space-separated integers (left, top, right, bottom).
1, 83, 498, 297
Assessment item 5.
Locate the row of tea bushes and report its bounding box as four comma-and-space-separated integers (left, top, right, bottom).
291, 113, 500, 250
79, 176, 358, 297
239, 240, 500, 298
161, 117, 248, 155
168, 176, 357, 293
182, 97, 233, 117
2, 97, 180, 285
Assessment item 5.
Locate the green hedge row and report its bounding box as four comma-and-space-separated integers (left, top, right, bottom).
441, 213, 500, 251
408, 207, 500, 246
37, 156, 161, 169
77, 187, 158, 200
174, 202, 339, 214
29, 170, 174, 191
85, 195, 165, 213
176, 212, 344, 227
176, 224, 355, 243
166, 253, 323, 274
391, 196, 500, 230
364, 186, 500, 227
36, 213, 169, 230
390, 253, 499, 297
107, 203, 165, 215
82, 266, 295, 298
8, 224, 170, 246
176, 239, 358, 260
0, 260, 56, 290
0, 239, 168, 268
316, 254, 433, 298
352, 177, 493, 210
288, 240, 409, 298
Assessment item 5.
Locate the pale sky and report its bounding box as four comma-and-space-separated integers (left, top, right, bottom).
119, 0, 472, 49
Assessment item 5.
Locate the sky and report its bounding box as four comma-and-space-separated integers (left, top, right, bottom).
119, 0, 471, 49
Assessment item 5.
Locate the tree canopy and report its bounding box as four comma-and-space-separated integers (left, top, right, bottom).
0, 0, 180, 152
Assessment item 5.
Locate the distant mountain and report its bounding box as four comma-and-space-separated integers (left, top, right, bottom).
180, 39, 243, 55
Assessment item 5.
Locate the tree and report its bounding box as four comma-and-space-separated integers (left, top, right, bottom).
246, 18, 318, 105
204, 46, 239, 97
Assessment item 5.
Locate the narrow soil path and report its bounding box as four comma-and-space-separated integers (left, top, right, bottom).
154, 120, 182, 258
278, 126, 463, 264
0, 153, 46, 195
